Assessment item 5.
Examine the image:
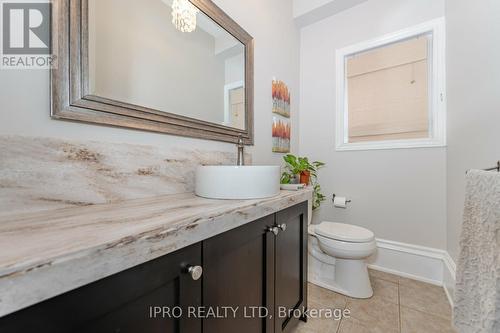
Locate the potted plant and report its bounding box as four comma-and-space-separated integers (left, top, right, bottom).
281, 154, 326, 209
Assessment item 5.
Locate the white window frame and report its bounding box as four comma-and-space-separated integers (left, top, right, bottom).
335, 18, 446, 151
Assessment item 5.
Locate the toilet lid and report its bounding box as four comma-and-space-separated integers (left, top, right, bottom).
315, 222, 375, 243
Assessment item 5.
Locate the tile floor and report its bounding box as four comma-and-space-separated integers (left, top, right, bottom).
292, 269, 456, 333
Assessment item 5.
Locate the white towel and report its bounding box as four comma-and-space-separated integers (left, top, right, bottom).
453, 170, 500, 333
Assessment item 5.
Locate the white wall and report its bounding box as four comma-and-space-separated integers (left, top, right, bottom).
0, 0, 299, 166
445, 0, 500, 261
293, 0, 334, 17
299, 0, 448, 249
293, 0, 369, 27
225, 54, 244, 84
214, 0, 300, 165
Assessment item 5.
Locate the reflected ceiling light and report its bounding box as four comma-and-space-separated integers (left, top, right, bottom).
171, 0, 199, 33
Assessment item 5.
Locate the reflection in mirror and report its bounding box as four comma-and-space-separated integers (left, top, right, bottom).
88, 0, 246, 130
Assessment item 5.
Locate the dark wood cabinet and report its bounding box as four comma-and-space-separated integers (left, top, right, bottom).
202, 202, 308, 333
0, 243, 202, 333
274, 202, 308, 332
203, 214, 275, 333
0, 202, 308, 333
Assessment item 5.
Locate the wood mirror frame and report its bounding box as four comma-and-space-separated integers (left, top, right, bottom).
51, 0, 254, 144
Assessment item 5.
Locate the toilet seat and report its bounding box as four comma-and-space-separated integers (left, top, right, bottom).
314, 222, 374, 243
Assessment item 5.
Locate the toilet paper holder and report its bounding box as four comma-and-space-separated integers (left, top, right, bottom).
332, 194, 352, 204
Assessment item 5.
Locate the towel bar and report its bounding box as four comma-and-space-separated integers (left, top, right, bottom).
483, 161, 500, 172
467, 161, 500, 174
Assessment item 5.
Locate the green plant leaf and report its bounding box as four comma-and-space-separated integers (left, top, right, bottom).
281, 172, 292, 184
281, 154, 326, 209
313, 161, 325, 168
283, 154, 297, 166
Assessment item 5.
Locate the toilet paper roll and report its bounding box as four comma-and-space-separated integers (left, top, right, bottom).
333, 196, 348, 208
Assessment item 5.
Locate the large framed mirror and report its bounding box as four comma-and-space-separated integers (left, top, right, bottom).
51, 0, 254, 144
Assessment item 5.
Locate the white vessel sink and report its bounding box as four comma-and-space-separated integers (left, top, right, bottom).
195, 165, 281, 200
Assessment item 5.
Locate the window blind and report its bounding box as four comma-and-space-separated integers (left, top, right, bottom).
346, 35, 430, 143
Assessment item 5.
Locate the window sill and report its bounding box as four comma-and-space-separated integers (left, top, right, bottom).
336, 138, 447, 151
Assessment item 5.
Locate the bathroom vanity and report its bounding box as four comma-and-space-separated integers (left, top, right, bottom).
1, 0, 307, 330
0, 189, 311, 333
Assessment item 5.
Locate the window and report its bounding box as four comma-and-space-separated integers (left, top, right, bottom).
336, 18, 446, 151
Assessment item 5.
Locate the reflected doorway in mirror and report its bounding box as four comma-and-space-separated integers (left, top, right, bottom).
223, 81, 245, 129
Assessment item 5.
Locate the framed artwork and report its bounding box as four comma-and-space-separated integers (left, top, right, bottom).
272, 79, 290, 118
272, 79, 291, 153
272, 116, 291, 153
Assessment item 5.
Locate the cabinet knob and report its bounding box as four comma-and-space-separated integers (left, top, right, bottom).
187, 265, 203, 281
278, 224, 287, 232
268, 226, 280, 236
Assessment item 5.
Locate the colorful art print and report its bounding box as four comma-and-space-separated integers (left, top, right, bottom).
272, 116, 291, 153
272, 79, 291, 118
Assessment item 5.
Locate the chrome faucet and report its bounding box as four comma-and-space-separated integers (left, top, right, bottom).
237, 135, 245, 166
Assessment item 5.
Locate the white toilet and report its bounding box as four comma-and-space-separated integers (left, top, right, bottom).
308, 222, 376, 298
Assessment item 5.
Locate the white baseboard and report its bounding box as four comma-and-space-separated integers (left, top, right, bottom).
367, 238, 447, 286
442, 251, 456, 307
367, 264, 442, 286
309, 237, 457, 307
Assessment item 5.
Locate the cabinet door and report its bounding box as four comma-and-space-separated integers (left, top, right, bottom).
274, 202, 308, 333
203, 215, 275, 333
0, 243, 202, 333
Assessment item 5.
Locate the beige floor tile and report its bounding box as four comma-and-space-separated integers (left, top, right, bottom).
401, 306, 456, 333
291, 316, 341, 333
398, 277, 435, 287
338, 316, 399, 333
308, 283, 347, 309
368, 269, 400, 284
306, 276, 455, 333
371, 277, 399, 304
345, 295, 400, 331
307, 299, 345, 313
399, 278, 451, 319
292, 302, 342, 333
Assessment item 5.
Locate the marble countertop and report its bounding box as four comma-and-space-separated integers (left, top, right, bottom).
0, 189, 312, 317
